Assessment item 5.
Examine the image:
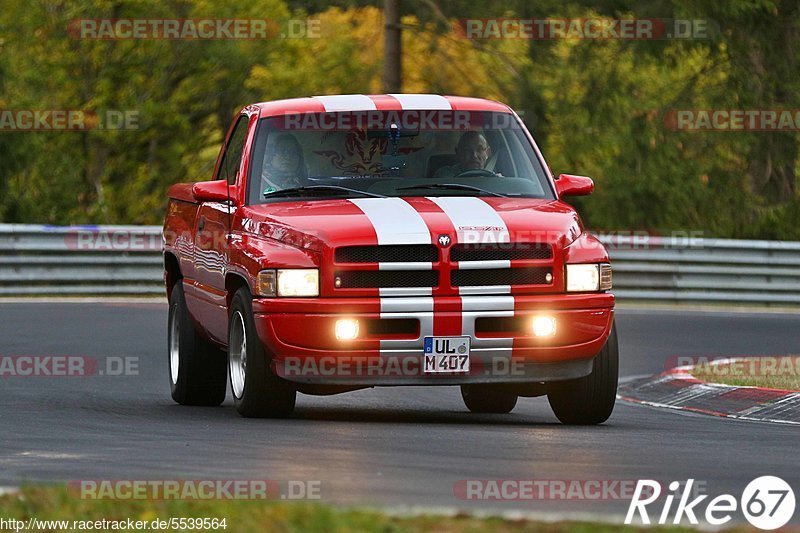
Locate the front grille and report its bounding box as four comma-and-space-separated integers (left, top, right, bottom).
450, 243, 551, 262
475, 316, 525, 335
335, 245, 438, 263
364, 318, 419, 336
451, 267, 552, 287
335, 270, 439, 289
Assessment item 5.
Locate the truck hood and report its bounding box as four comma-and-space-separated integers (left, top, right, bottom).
242, 197, 583, 252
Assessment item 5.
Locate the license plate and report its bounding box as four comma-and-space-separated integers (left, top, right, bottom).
423, 336, 470, 374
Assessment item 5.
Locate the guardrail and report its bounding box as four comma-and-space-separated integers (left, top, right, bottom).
1, 224, 799, 304
604, 236, 800, 304
0, 225, 163, 296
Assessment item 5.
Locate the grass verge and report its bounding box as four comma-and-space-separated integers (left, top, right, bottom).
0, 485, 708, 532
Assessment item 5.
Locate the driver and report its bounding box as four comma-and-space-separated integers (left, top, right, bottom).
434, 131, 490, 178
262, 134, 307, 194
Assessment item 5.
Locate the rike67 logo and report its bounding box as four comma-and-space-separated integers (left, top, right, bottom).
626, 477, 795, 529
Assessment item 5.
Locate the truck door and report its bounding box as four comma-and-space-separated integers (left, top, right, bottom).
187, 115, 250, 343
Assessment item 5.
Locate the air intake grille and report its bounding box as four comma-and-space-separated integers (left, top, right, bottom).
450, 243, 551, 262
451, 268, 551, 287
335, 245, 438, 263
335, 270, 439, 289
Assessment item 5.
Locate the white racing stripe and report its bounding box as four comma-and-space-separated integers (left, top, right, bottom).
379, 262, 432, 271
379, 287, 433, 297
313, 94, 377, 112
350, 198, 431, 245
429, 197, 515, 344
461, 295, 515, 349
381, 297, 435, 314
352, 197, 518, 355
388, 94, 451, 110
461, 296, 515, 312
459, 286, 511, 295
380, 297, 434, 351
456, 260, 511, 270
427, 197, 510, 244
350, 198, 435, 352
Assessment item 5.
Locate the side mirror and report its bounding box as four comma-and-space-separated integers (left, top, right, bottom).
193, 180, 235, 204
555, 174, 594, 197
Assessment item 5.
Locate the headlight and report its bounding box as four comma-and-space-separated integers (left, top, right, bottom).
277, 269, 319, 297
566, 264, 600, 292
565, 263, 612, 292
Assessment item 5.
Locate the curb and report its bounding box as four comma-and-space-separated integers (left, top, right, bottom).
617, 362, 800, 425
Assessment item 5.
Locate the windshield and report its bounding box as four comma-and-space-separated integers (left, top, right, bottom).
247, 111, 554, 204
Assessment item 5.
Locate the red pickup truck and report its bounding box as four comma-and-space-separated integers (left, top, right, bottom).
163, 94, 617, 423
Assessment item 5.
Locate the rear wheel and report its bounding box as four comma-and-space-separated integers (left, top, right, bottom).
228, 287, 296, 418
461, 385, 518, 414
547, 321, 619, 425
168, 281, 227, 406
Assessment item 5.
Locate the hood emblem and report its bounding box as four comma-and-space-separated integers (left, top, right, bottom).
438, 234, 451, 247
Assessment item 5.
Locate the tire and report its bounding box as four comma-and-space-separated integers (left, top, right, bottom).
228, 287, 296, 418
168, 281, 227, 406
547, 321, 619, 425
461, 385, 518, 414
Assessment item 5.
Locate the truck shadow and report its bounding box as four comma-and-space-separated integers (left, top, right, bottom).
285, 404, 595, 427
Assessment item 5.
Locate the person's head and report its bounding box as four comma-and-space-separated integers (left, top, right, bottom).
455, 131, 489, 170
269, 134, 303, 174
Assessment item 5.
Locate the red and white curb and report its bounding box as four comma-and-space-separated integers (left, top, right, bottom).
617, 360, 800, 425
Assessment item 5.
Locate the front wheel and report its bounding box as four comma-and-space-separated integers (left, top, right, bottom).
461, 385, 518, 413
547, 321, 619, 425
228, 287, 296, 418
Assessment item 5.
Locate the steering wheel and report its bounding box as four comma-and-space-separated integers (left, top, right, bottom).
453, 168, 498, 177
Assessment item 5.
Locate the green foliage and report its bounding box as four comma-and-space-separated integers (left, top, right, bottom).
0, 0, 797, 238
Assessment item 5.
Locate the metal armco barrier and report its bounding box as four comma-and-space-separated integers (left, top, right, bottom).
1, 224, 799, 304
604, 236, 800, 304
0, 225, 163, 295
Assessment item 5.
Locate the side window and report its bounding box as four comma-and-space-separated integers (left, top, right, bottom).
216, 116, 249, 184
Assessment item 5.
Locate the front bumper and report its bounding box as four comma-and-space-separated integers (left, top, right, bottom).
252, 293, 614, 385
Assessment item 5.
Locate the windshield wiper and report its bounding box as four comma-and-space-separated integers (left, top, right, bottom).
263, 185, 387, 199
395, 183, 508, 197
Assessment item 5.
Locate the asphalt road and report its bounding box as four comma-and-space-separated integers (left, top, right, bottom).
0, 302, 798, 524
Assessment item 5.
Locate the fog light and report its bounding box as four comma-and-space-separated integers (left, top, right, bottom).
335, 319, 359, 341
532, 316, 556, 337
